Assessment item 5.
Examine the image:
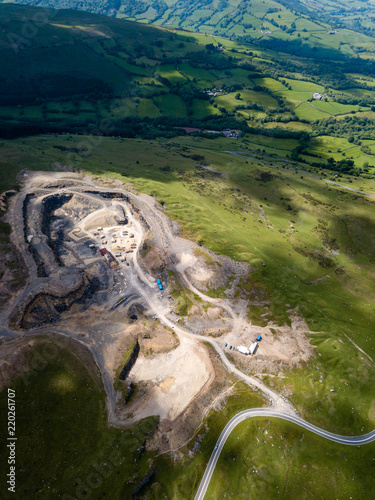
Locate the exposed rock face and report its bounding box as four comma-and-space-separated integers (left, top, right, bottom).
20, 270, 103, 329
119, 340, 140, 380
132, 468, 156, 498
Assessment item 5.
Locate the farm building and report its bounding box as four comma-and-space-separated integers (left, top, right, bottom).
222, 129, 241, 139
313, 92, 323, 100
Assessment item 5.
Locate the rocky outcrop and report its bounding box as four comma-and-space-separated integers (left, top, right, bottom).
119, 340, 140, 380
20, 270, 101, 329
131, 468, 156, 499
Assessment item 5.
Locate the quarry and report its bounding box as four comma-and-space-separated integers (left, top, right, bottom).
0, 170, 314, 446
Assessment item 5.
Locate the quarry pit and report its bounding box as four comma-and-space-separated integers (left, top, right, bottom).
0, 170, 314, 445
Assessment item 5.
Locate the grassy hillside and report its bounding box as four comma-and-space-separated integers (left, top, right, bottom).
5, 0, 375, 58
298, 0, 375, 37
1, 134, 375, 497
2, 4, 375, 177
206, 418, 375, 499
2, 133, 375, 433
0, 336, 159, 500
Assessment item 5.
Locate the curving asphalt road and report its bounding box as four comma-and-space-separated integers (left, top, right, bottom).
194, 408, 375, 500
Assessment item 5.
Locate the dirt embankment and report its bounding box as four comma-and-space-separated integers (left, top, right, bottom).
175, 244, 249, 293
139, 245, 166, 275
139, 323, 180, 355
0, 238, 27, 310
117, 335, 215, 425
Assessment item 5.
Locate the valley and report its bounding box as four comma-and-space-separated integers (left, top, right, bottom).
0, 2, 375, 499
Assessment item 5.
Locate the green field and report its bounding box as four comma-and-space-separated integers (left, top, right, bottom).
1, 134, 375, 440
1, 2, 375, 173
252, 77, 288, 92
138, 98, 161, 118
1, 2, 375, 497
295, 102, 332, 120
153, 94, 187, 117
206, 418, 375, 499
215, 90, 279, 110
313, 100, 363, 116
0, 336, 158, 500
192, 99, 221, 118
156, 64, 188, 84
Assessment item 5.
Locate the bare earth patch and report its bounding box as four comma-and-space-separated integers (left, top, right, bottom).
121, 335, 214, 421
222, 312, 314, 374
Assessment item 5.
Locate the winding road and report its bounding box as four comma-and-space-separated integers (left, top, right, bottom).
195, 408, 375, 500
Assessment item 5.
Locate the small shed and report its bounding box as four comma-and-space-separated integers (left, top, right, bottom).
256, 335, 262, 341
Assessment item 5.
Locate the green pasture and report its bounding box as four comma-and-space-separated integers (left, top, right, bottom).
215, 90, 278, 110
263, 121, 313, 132
252, 77, 288, 92
138, 98, 161, 117
1, 131, 375, 494
305, 135, 375, 167
207, 418, 375, 500
178, 63, 217, 83
0, 336, 158, 500
156, 64, 188, 83
283, 78, 324, 93
153, 94, 187, 117
313, 100, 364, 116
192, 99, 222, 118
294, 101, 332, 120
244, 133, 299, 152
